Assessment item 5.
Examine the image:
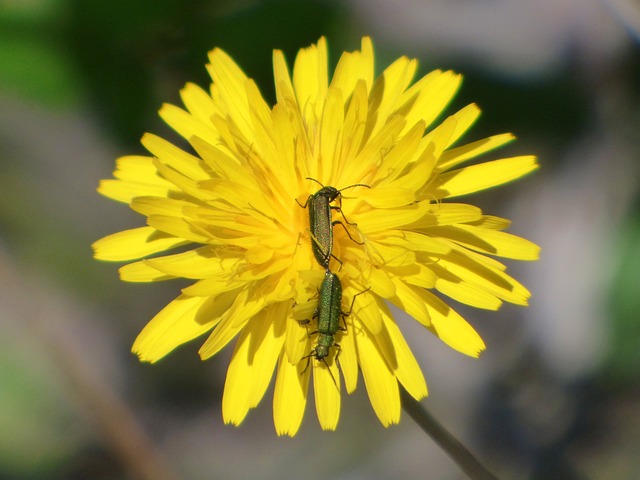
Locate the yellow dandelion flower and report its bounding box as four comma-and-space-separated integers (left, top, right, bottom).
93, 37, 539, 436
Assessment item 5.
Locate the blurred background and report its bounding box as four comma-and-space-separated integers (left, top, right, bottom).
1, 0, 639, 478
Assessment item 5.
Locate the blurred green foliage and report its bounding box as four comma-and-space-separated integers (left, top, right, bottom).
0, 0, 348, 144
0, 342, 79, 478
0, 0, 82, 107
606, 203, 640, 387
63, 0, 347, 145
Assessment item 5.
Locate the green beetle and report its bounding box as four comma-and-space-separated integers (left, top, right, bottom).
302, 270, 370, 387
297, 178, 369, 269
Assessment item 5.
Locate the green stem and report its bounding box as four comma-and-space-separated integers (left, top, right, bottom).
400, 388, 499, 480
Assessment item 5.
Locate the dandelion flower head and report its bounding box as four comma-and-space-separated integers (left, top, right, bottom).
93, 37, 539, 436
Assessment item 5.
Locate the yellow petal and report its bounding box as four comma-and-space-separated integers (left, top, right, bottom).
358, 186, 416, 208
319, 87, 344, 181
201, 287, 274, 355
433, 250, 532, 305
271, 105, 303, 192
222, 350, 252, 426
188, 136, 243, 182
376, 231, 450, 255
273, 49, 295, 106
179, 82, 220, 128
151, 158, 211, 201
107, 155, 175, 201
98, 179, 173, 204
437, 133, 515, 171
379, 306, 428, 400
356, 202, 431, 232
330, 37, 374, 99
336, 326, 358, 394
408, 203, 483, 229
440, 103, 481, 147
197, 289, 253, 359
374, 121, 425, 184
367, 267, 397, 299
143, 246, 228, 279
100, 155, 174, 203
368, 56, 417, 138
350, 115, 406, 185
420, 290, 486, 357
353, 292, 383, 334
130, 196, 197, 218
119, 261, 174, 282
112, 155, 163, 182
390, 146, 439, 194
132, 294, 214, 363
273, 355, 308, 436
206, 47, 253, 142
293, 37, 328, 125
452, 242, 508, 271
431, 155, 538, 198
222, 305, 286, 426
285, 316, 311, 365
390, 263, 437, 290
235, 256, 291, 283
389, 278, 431, 327
142, 133, 209, 181
366, 240, 416, 267
444, 224, 541, 260
246, 80, 277, 158
340, 80, 369, 170
468, 215, 512, 230
146, 215, 210, 244
159, 103, 219, 146
181, 274, 243, 297
248, 302, 288, 407
92, 226, 189, 261
245, 244, 274, 265
420, 113, 457, 162
313, 359, 341, 430
398, 70, 462, 132
435, 276, 503, 310
355, 320, 401, 426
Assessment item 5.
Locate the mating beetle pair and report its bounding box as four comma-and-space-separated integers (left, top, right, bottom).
297, 179, 369, 381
